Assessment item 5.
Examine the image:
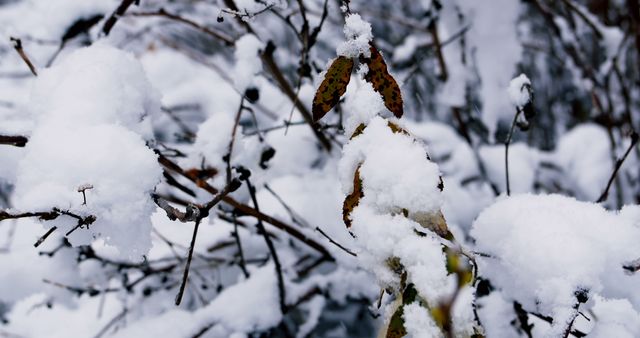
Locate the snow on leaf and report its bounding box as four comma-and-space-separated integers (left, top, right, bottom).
312, 56, 354, 121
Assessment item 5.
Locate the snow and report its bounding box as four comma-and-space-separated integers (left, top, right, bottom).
340, 117, 443, 216
472, 194, 640, 334
336, 14, 373, 58
340, 115, 458, 334
112, 264, 282, 337
403, 302, 443, 338
457, 0, 524, 138
0, 1, 638, 337
554, 124, 613, 201
234, 34, 264, 92
508, 73, 531, 108
12, 44, 162, 259
589, 296, 640, 338
343, 79, 385, 135
0, 0, 114, 41
479, 143, 540, 194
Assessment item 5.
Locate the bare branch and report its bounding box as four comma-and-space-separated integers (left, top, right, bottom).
9, 38, 37, 76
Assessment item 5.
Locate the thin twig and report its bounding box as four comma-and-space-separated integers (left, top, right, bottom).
596, 132, 639, 203
245, 175, 287, 313
232, 212, 250, 278
156, 154, 333, 258
9, 38, 37, 76
34, 226, 57, 248
504, 109, 522, 196
174, 179, 241, 305
129, 8, 235, 46
175, 218, 202, 305
92, 308, 128, 338
0, 135, 28, 147
102, 0, 139, 35
315, 227, 356, 257
226, 98, 245, 184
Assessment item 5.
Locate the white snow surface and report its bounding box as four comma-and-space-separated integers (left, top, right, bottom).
472, 194, 640, 334
13, 44, 162, 259
336, 14, 373, 58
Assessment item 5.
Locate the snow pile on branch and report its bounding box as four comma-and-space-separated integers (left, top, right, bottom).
508, 73, 532, 108
343, 80, 385, 136
13, 43, 162, 259
339, 116, 475, 336
337, 14, 373, 58
340, 117, 443, 223
472, 194, 640, 336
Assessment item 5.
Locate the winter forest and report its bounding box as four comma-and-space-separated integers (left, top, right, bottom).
0, 0, 640, 337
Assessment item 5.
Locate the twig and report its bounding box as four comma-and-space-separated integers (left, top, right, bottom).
428, 20, 448, 81
244, 174, 287, 313
0, 135, 28, 147
34, 227, 58, 248
175, 218, 202, 305
174, 179, 242, 305
102, 0, 139, 35
129, 9, 235, 46
260, 42, 332, 152
315, 227, 356, 257
0, 210, 59, 222
92, 308, 128, 338
504, 109, 522, 196
156, 154, 333, 258
232, 212, 250, 278
596, 132, 639, 203
226, 98, 245, 184
9, 37, 38, 76
562, 290, 589, 338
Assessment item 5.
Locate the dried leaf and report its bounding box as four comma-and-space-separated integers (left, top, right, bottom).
351, 123, 366, 139
312, 56, 354, 121
343, 166, 363, 229
413, 210, 451, 239
384, 284, 419, 338
363, 45, 404, 118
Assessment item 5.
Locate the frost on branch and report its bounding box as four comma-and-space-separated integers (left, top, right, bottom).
13, 44, 162, 259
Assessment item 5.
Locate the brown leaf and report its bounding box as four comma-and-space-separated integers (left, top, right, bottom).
312, 56, 354, 121
343, 166, 363, 229
362, 45, 404, 118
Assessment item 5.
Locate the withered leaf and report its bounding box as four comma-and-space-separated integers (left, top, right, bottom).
312, 56, 354, 121
362, 45, 404, 118
343, 166, 363, 229
386, 304, 407, 338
